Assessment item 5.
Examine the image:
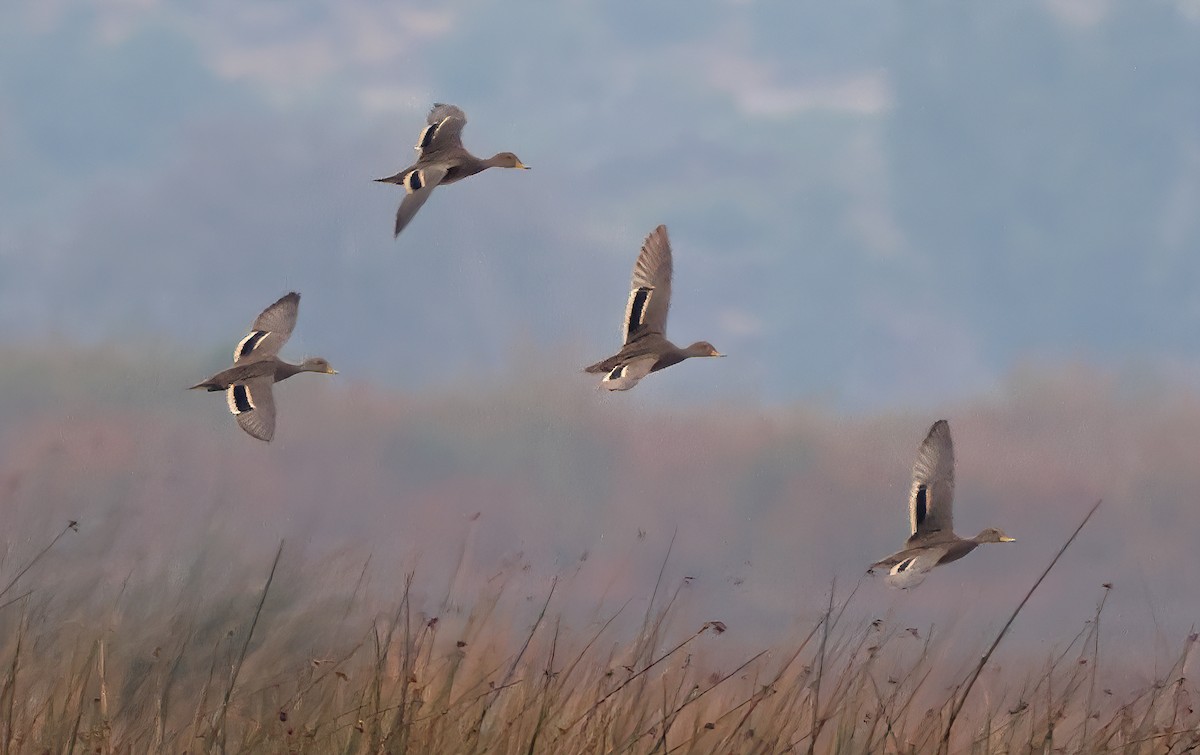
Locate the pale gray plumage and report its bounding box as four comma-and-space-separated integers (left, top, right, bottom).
585, 225, 722, 391
868, 419, 1014, 588
232, 290, 299, 364
375, 103, 529, 237
909, 418, 955, 538
190, 292, 336, 442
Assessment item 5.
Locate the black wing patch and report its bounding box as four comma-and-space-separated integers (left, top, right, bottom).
627, 287, 653, 338
895, 558, 914, 573
236, 331, 269, 361
405, 170, 425, 192
915, 484, 928, 526
417, 123, 437, 149
416, 117, 452, 151
607, 365, 626, 381
230, 384, 253, 414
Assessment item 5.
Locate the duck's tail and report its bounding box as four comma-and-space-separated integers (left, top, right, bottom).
583, 355, 620, 374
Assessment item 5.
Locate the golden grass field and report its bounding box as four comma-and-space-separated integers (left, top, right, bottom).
1, 518, 1197, 755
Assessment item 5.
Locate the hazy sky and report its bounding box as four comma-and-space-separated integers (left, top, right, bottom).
2, 0, 1199, 411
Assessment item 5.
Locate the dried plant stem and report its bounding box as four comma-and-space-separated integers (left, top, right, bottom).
1081, 585, 1111, 747
472, 575, 557, 747
213, 539, 284, 753
939, 498, 1103, 755
0, 603, 26, 755
566, 622, 715, 733
0, 521, 76, 605
807, 581, 837, 755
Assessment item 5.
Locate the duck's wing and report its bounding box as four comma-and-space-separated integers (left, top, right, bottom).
226, 376, 276, 442
233, 292, 300, 364
598, 353, 658, 392
909, 419, 955, 539
884, 550, 937, 589
393, 165, 448, 237
623, 225, 673, 344
869, 546, 938, 589
415, 103, 467, 157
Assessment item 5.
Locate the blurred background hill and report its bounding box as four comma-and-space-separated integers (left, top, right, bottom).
2, 348, 1198, 674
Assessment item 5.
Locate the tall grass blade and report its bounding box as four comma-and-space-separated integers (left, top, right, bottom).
939, 498, 1103, 754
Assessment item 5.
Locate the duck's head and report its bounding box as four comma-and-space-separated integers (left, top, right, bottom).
975, 527, 1015, 544
301, 357, 338, 375
489, 152, 530, 169
685, 341, 724, 359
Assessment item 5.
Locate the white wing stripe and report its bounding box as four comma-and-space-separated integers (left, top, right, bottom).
415, 124, 435, 150
233, 330, 271, 362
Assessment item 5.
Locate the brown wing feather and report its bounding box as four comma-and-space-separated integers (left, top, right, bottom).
226, 377, 277, 442
234, 293, 300, 364
393, 165, 447, 236
909, 419, 955, 539
623, 225, 673, 343
415, 103, 467, 156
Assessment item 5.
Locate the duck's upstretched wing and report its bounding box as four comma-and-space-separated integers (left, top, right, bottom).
623, 225, 673, 344
226, 377, 277, 442
233, 292, 300, 364
909, 419, 955, 540
415, 103, 467, 157
392, 165, 448, 237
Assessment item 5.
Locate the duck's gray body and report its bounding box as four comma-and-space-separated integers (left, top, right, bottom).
191, 359, 309, 391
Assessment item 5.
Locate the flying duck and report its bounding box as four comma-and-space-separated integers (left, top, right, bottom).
190, 292, 336, 441
375, 103, 529, 237
869, 419, 1015, 588
585, 225, 723, 391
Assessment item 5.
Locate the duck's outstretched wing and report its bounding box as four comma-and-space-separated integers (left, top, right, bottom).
415, 103, 467, 156
909, 419, 955, 540
597, 354, 657, 392
392, 165, 448, 237
226, 377, 277, 442
623, 225, 673, 343
869, 547, 936, 589
234, 292, 300, 364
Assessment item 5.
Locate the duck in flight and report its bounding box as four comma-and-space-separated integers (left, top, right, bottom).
584, 225, 723, 391
190, 292, 336, 441
375, 103, 530, 237
868, 419, 1015, 588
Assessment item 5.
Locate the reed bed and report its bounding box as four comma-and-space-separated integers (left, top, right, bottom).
0, 508, 1195, 755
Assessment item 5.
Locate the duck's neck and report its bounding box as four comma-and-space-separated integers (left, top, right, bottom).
481, 153, 512, 169
274, 361, 303, 381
